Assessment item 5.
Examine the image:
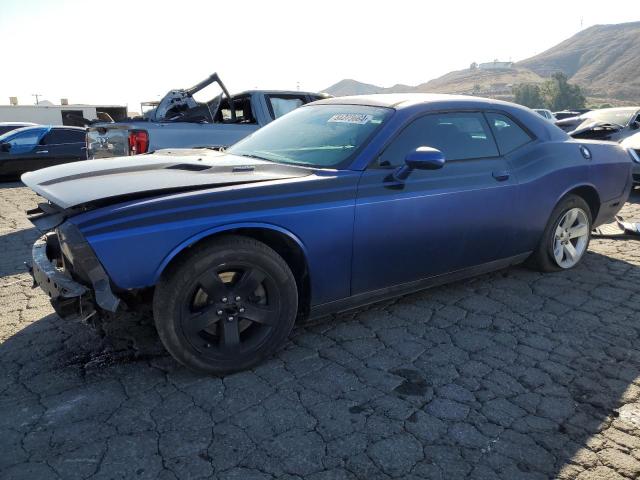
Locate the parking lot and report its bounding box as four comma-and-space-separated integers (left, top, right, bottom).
0, 183, 639, 480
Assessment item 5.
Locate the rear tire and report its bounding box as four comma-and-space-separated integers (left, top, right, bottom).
153, 235, 298, 375
528, 195, 592, 272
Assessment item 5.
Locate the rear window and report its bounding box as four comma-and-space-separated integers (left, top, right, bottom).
267, 95, 306, 119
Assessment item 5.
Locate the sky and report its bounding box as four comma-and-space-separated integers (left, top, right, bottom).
1, 0, 639, 113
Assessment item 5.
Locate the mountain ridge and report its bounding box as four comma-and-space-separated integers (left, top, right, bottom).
324, 21, 640, 103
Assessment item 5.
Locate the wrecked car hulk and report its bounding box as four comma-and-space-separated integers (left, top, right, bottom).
557, 106, 640, 142
86, 72, 326, 158
23, 94, 633, 374
621, 133, 640, 185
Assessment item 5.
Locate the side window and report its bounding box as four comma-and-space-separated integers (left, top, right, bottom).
485, 112, 533, 154
40, 129, 85, 145
378, 112, 498, 167
267, 95, 306, 119
8, 130, 42, 148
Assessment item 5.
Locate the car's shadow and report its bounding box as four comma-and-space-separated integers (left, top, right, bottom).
1, 247, 640, 478
0, 228, 40, 278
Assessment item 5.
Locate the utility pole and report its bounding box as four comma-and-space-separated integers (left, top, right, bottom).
32, 94, 42, 105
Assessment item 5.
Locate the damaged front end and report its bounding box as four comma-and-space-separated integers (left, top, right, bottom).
26, 203, 121, 321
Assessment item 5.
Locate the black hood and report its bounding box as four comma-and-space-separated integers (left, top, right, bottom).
21, 149, 311, 209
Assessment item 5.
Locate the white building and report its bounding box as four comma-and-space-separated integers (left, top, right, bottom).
478, 60, 514, 71
0, 101, 127, 126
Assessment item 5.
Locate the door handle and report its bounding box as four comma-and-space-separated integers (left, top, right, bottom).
492, 170, 510, 181
36, 150, 49, 154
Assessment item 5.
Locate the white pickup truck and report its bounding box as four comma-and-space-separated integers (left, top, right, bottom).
87, 73, 326, 158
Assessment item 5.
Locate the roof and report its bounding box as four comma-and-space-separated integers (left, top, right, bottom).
311, 93, 512, 109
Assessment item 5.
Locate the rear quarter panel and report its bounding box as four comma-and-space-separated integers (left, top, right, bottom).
586, 141, 633, 201
504, 139, 631, 256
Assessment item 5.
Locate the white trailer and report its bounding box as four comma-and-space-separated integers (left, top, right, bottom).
0, 104, 127, 125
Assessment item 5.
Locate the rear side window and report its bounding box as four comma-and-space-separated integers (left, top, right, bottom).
485, 113, 533, 154
41, 129, 85, 145
267, 95, 306, 119
378, 112, 498, 167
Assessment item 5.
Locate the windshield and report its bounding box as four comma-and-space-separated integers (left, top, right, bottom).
581, 108, 638, 127
228, 104, 392, 168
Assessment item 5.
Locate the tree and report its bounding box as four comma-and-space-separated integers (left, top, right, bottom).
513, 83, 544, 108
540, 73, 586, 111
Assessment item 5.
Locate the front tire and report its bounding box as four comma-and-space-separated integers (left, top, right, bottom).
528, 195, 592, 272
153, 235, 298, 375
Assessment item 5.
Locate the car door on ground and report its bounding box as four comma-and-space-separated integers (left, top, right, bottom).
352, 110, 521, 294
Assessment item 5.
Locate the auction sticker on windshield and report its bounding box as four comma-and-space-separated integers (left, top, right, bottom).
328, 113, 373, 124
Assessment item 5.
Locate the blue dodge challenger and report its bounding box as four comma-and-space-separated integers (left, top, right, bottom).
23, 94, 633, 374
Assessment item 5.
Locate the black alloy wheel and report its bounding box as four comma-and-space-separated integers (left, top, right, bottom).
154, 235, 298, 374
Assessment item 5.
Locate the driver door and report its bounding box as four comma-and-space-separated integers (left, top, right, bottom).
351, 111, 518, 294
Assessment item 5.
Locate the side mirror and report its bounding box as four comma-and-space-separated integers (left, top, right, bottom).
631, 120, 640, 131
0, 142, 10, 153
394, 146, 445, 181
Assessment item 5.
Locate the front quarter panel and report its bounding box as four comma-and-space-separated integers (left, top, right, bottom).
69, 171, 359, 306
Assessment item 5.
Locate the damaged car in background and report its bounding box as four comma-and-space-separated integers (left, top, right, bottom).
557, 106, 640, 142
23, 93, 633, 374
87, 72, 327, 159
621, 133, 640, 185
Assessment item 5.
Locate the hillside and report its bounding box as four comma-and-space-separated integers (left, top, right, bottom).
518, 21, 640, 101
324, 21, 640, 103
323, 67, 544, 97
323, 79, 386, 96
412, 67, 544, 95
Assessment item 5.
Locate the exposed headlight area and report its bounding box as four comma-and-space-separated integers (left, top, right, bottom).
56, 221, 92, 284
28, 220, 121, 317
56, 221, 120, 312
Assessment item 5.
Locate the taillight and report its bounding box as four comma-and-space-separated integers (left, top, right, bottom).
128, 130, 149, 155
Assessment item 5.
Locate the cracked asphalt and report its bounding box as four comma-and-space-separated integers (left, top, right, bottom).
2, 183, 640, 480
